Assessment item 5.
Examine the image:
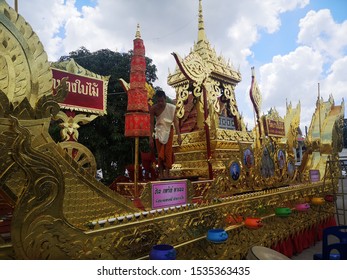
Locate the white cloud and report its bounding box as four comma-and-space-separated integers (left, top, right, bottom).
298, 9, 347, 61
222, 0, 309, 65
259, 46, 323, 129
15, 0, 310, 94
322, 56, 347, 102
7, 0, 345, 130
227, 16, 259, 64
19, 0, 81, 60
253, 7, 347, 130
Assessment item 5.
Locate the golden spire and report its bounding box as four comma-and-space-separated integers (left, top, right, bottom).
198, 0, 207, 43
135, 23, 141, 39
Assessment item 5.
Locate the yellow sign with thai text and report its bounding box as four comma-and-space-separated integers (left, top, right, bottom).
264, 118, 285, 137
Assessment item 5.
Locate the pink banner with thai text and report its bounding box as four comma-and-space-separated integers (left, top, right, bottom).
151, 180, 187, 209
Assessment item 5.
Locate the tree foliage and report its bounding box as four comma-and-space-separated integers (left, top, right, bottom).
55, 47, 158, 184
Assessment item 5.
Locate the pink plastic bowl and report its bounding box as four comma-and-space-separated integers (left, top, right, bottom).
295, 203, 310, 212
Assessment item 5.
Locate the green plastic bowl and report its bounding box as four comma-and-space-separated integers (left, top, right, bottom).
275, 207, 292, 217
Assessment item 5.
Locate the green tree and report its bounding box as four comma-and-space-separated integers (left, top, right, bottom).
56, 47, 158, 184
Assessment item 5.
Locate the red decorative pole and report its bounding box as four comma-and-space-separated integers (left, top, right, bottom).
124, 24, 150, 197
202, 85, 213, 180
249, 67, 263, 148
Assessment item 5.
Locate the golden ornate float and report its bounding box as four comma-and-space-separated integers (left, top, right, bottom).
0, 0, 345, 260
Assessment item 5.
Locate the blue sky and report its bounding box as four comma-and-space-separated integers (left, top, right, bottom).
252, 0, 347, 68
74, 0, 96, 11
8, 0, 347, 130
310, 0, 347, 22
251, 10, 303, 63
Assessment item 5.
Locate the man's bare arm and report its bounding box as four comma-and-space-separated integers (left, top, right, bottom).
174, 111, 182, 146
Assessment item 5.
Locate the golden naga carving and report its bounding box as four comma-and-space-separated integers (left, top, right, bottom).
0, 0, 344, 260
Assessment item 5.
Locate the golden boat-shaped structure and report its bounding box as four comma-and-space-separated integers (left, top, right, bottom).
0, 0, 345, 259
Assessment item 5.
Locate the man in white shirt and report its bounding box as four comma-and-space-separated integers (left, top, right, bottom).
149, 90, 182, 179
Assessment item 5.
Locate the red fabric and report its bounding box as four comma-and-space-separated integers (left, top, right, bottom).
125, 113, 150, 137
271, 215, 337, 258
127, 90, 149, 112
283, 238, 293, 257
141, 151, 158, 180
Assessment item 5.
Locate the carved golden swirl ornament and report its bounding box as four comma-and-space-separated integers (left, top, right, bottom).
172, 52, 211, 118
172, 52, 211, 85
175, 83, 190, 118
0, 2, 62, 116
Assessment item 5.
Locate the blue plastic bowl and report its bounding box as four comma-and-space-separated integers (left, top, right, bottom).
149, 244, 176, 260
207, 229, 228, 243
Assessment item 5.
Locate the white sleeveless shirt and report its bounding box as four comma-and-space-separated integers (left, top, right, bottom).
154, 103, 176, 144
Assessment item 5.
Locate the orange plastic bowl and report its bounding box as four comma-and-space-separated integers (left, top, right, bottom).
311, 197, 325, 205
225, 214, 243, 225
244, 217, 263, 229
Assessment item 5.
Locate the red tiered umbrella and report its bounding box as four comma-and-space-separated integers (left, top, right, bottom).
124, 24, 150, 196
125, 24, 150, 137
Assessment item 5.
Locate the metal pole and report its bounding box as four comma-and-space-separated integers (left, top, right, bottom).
14, 0, 18, 12
134, 137, 139, 197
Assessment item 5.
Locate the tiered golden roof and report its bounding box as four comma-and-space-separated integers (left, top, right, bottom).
168, 0, 241, 86
168, 0, 247, 179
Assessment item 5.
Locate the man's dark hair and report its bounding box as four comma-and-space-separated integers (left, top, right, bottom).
156, 90, 166, 98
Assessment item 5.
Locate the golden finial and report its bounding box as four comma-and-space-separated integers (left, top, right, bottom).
251, 66, 255, 77
135, 23, 141, 39
198, 0, 207, 43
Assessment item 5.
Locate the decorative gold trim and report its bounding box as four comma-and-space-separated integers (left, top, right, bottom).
53, 111, 98, 141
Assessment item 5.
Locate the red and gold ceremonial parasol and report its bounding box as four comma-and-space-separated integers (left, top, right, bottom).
123, 24, 151, 196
